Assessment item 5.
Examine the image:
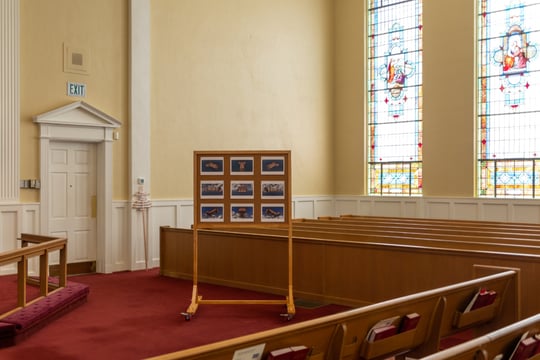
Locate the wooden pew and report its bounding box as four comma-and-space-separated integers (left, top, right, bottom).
294, 217, 540, 241
336, 215, 540, 231
328, 215, 540, 240
224, 224, 540, 255
147, 270, 519, 360
294, 216, 540, 244
161, 224, 540, 316
419, 313, 540, 360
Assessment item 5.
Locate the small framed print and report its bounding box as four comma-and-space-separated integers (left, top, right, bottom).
261, 156, 285, 175
200, 204, 224, 222
261, 181, 284, 199
231, 157, 254, 175
261, 204, 285, 222
200, 157, 224, 175
231, 204, 254, 222
231, 181, 254, 199
200, 180, 224, 199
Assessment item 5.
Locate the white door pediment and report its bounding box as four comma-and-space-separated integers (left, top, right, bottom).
34, 101, 121, 129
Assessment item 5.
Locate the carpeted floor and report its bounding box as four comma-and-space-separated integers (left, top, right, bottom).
0, 269, 350, 360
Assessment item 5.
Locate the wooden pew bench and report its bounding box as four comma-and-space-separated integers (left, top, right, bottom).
160, 225, 540, 317
335, 215, 540, 232
419, 313, 540, 360
224, 224, 540, 255
294, 217, 540, 242
147, 270, 519, 360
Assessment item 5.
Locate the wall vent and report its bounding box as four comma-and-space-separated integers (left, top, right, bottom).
64, 43, 90, 75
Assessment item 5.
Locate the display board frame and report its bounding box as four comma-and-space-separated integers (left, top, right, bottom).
183, 150, 295, 320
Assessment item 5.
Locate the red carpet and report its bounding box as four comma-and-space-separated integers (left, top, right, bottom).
0, 269, 349, 360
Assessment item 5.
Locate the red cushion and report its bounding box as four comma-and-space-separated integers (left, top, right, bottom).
0, 322, 16, 338
1, 282, 89, 330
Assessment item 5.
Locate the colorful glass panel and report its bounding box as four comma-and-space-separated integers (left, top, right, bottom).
367, 0, 423, 196
477, 0, 540, 198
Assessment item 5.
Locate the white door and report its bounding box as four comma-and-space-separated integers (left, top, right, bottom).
49, 141, 97, 264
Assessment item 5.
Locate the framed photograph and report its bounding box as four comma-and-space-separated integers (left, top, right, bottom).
261, 204, 285, 222
200, 157, 224, 175
261, 181, 285, 199
230, 157, 254, 175
200, 204, 224, 222
200, 180, 224, 199
231, 204, 254, 222
261, 156, 285, 175
231, 181, 254, 199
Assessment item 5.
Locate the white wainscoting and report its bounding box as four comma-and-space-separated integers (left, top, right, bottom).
0, 203, 40, 275
3, 196, 540, 275
333, 196, 540, 224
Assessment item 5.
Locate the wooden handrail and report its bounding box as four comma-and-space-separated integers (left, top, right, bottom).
0, 238, 66, 265
0, 235, 68, 319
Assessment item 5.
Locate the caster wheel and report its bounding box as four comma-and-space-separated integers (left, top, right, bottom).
280, 313, 294, 321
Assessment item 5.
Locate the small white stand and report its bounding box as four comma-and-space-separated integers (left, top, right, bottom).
132, 185, 152, 270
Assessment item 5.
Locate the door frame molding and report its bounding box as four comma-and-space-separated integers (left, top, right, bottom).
34, 101, 121, 273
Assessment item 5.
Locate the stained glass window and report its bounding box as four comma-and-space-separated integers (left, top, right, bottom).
478, 0, 540, 198
367, 0, 423, 196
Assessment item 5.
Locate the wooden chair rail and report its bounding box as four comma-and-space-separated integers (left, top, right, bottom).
0, 234, 68, 319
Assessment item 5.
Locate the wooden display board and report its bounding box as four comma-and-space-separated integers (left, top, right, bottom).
182, 150, 295, 320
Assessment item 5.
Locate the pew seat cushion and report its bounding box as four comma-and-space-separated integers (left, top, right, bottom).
0, 322, 16, 338
0, 322, 16, 348
0, 281, 89, 332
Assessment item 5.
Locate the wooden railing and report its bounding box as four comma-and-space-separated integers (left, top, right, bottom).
0, 234, 67, 319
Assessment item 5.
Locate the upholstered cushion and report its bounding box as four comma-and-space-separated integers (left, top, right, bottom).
0, 322, 16, 338
1, 282, 89, 331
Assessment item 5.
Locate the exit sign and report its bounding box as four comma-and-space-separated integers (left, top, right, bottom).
67, 82, 86, 97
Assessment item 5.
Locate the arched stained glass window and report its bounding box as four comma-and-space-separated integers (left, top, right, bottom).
478, 0, 540, 198
367, 0, 423, 196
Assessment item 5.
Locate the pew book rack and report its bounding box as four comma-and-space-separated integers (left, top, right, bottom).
182, 150, 295, 320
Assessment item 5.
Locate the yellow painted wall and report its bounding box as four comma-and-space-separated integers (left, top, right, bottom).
18, 0, 479, 202
333, 0, 476, 197
334, 0, 365, 195
423, 0, 475, 196
150, 0, 335, 198
19, 0, 129, 202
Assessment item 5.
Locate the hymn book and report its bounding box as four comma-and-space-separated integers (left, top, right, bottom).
463, 288, 497, 313
509, 332, 538, 360
399, 312, 421, 332
365, 313, 420, 342
267, 345, 310, 360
